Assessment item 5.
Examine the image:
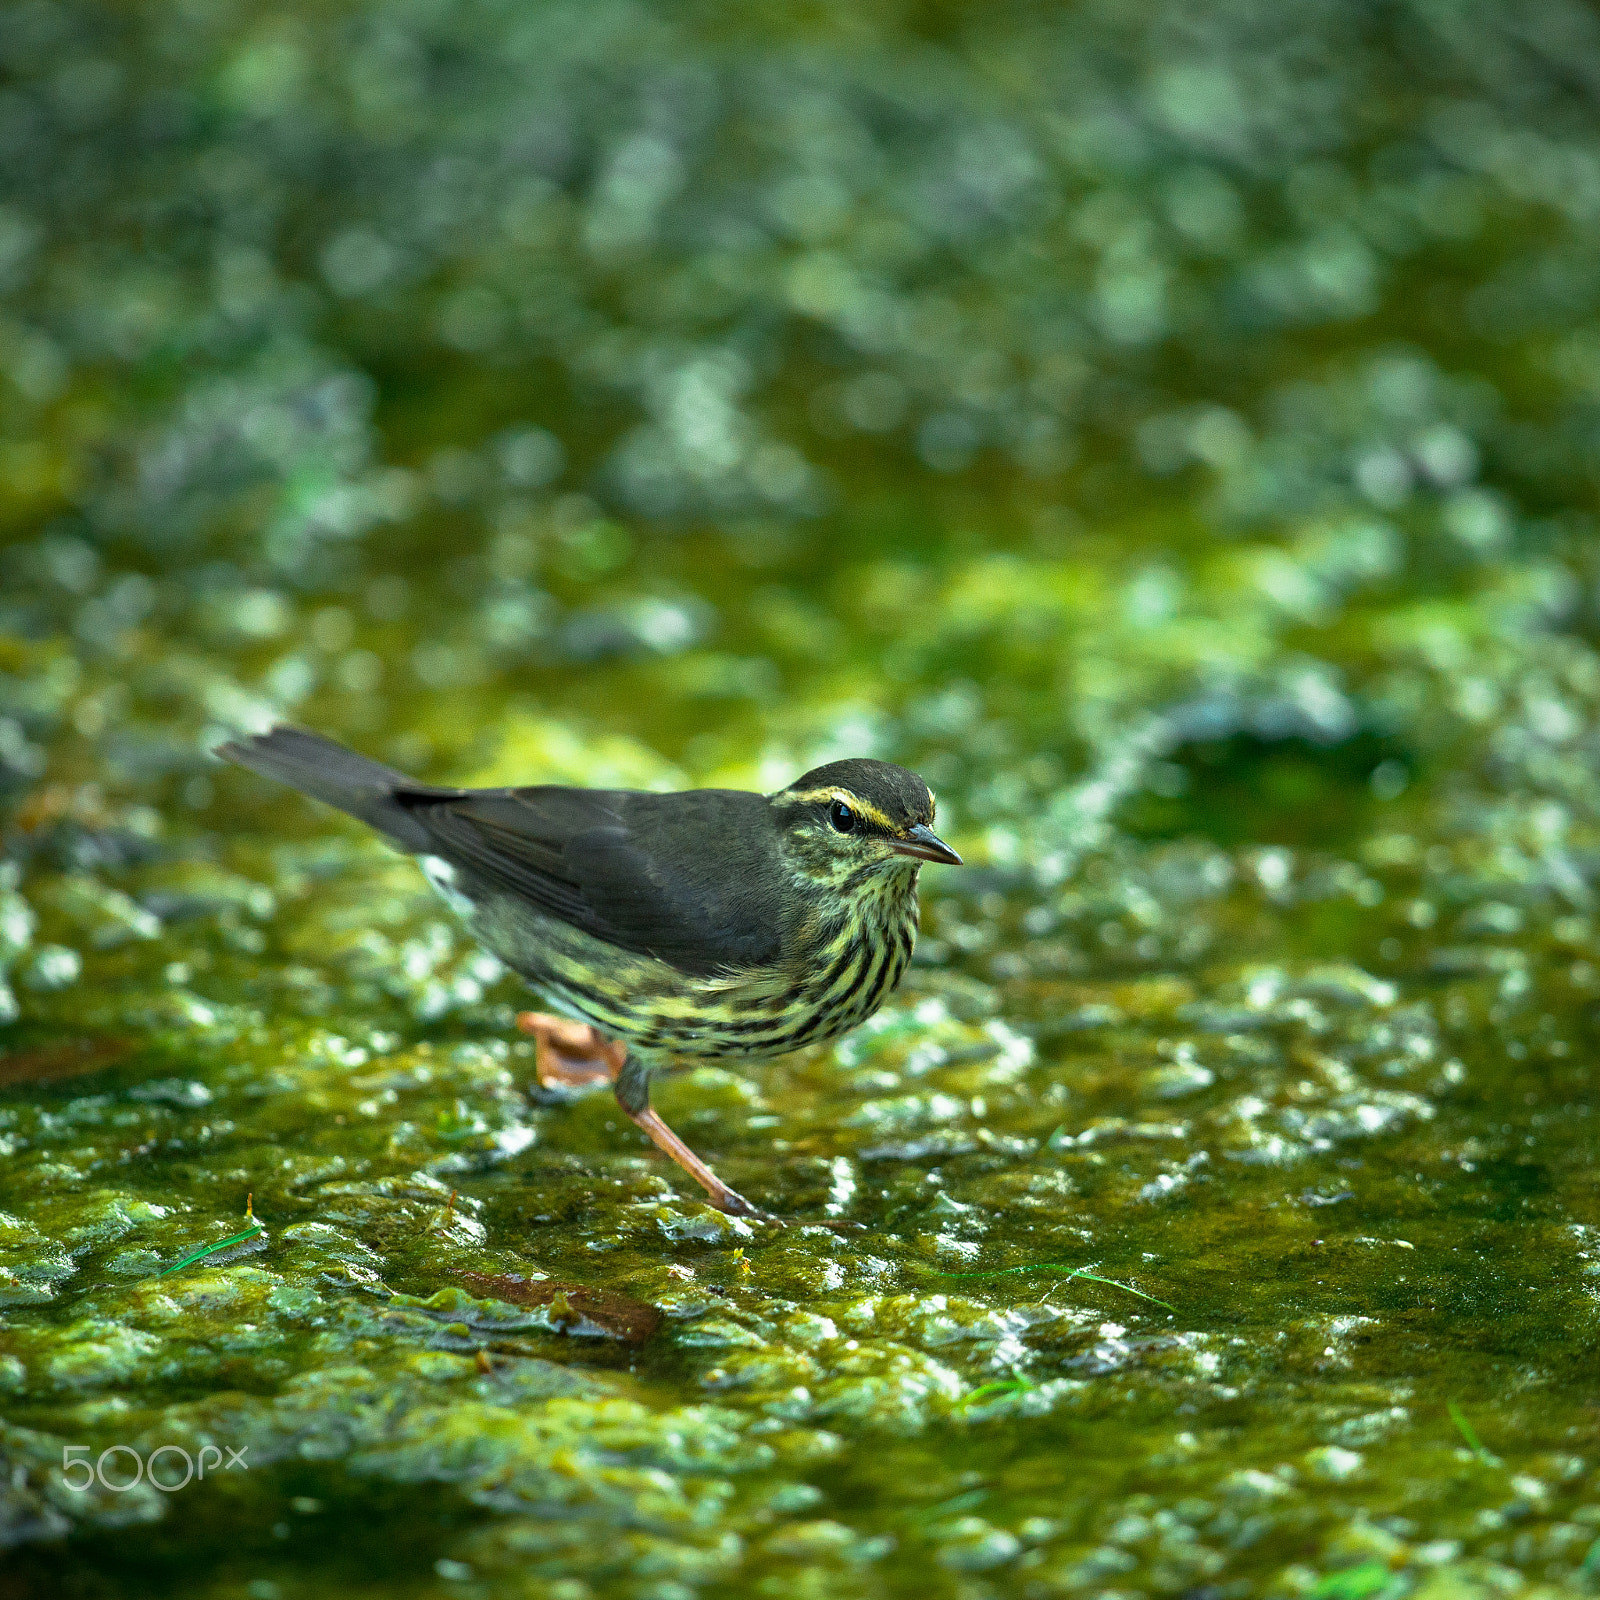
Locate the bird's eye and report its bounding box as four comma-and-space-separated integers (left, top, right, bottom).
828, 799, 856, 833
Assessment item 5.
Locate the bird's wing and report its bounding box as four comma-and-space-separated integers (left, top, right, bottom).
398, 786, 785, 977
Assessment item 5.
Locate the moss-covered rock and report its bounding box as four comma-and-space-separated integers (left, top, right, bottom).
7, 0, 1600, 1594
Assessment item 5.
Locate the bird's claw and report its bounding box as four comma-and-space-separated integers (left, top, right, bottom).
710, 1187, 782, 1223
707, 1192, 865, 1229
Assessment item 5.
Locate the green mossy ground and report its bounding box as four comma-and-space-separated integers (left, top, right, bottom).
5, 2, 1600, 1596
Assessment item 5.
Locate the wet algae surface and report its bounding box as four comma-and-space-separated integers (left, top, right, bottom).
6, 1, 1600, 1596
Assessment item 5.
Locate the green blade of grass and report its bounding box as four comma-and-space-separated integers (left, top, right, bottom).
954, 1378, 1036, 1412
1448, 1400, 1499, 1465
932, 1262, 1175, 1312
912, 1488, 989, 1523
156, 1224, 265, 1278
1310, 1558, 1392, 1600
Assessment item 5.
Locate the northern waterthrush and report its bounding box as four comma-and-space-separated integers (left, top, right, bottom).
217, 726, 961, 1217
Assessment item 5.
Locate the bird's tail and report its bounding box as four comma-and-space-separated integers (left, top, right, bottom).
214, 725, 457, 852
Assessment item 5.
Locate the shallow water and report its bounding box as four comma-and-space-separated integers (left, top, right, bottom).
5, 2, 1600, 1597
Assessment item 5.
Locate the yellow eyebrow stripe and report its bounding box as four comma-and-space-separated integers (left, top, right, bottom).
776, 788, 898, 832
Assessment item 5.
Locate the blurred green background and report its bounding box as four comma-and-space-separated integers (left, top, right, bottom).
5, 2, 1600, 1597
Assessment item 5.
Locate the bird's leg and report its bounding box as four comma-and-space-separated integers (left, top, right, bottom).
516, 1012, 625, 1089
613, 1055, 771, 1220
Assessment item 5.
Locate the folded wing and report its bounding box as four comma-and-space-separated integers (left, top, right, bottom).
399, 786, 786, 978
219, 726, 786, 978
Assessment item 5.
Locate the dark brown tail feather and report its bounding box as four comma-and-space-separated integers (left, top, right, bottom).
214, 725, 457, 852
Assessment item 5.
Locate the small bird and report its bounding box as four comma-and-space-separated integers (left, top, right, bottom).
216, 726, 961, 1217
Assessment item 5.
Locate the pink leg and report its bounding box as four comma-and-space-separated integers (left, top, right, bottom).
516, 1012, 626, 1089
518, 1015, 776, 1220
619, 1102, 771, 1219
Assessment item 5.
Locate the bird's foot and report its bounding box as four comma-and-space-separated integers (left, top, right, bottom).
517, 1012, 626, 1091
708, 1184, 783, 1223
704, 1193, 861, 1229
617, 1101, 782, 1222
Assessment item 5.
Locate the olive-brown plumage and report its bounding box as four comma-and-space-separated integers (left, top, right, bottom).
217, 725, 961, 1216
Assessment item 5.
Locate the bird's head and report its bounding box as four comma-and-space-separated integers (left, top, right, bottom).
768, 758, 961, 893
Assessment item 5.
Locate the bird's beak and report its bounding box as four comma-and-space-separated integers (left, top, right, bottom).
890, 823, 963, 866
